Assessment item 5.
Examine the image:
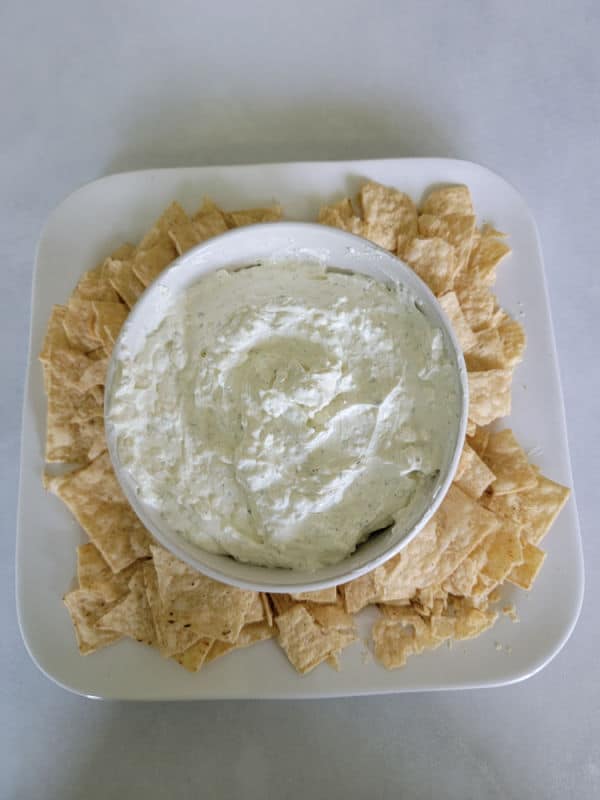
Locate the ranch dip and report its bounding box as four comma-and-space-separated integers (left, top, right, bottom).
108, 261, 460, 570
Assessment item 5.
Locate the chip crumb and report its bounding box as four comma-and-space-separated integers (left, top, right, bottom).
502, 604, 519, 623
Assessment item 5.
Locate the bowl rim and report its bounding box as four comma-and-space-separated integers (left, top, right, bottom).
105, 221, 468, 593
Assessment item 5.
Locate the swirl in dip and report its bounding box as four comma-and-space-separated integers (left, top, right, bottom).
108, 261, 461, 570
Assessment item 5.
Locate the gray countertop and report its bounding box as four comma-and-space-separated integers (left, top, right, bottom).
2, 2, 599, 798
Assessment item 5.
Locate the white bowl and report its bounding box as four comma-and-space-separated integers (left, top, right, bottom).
105, 223, 468, 593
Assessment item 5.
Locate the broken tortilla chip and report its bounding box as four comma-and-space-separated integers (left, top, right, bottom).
275, 604, 355, 675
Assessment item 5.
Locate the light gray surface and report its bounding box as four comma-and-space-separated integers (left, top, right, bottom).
1, 0, 598, 797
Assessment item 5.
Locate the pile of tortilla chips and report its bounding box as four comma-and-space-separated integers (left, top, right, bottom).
41, 182, 570, 675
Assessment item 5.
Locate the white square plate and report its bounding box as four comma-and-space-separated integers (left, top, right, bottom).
17, 158, 583, 699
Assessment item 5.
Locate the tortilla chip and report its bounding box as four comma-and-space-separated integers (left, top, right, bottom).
457, 225, 511, 289
72, 265, 119, 304
191, 197, 223, 220
269, 593, 296, 616
497, 312, 526, 367
275, 605, 353, 675
481, 429, 537, 495
454, 443, 496, 499
40, 306, 70, 379
421, 185, 474, 216
372, 618, 418, 669
468, 369, 512, 426
76, 543, 138, 602
205, 621, 275, 664
76, 357, 109, 394
318, 198, 364, 235
506, 543, 546, 589
42, 334, 101, 391
45, 413, 105, 465
188, 208, 228, 240
341, 571, 380, 614
374, 589, 498, 668
97, 568, 156, 646
72, 266, 117, 304
138, 202, 190, 250
132, 239, 177, 287
456, 285, 496, 332
225, 206, 282, 227
72, 245, 134, 303
447, 597, 498, 640
380, 605, 443, 640
47, 452, 152, 571
70, 391, 104, 423
45, 360, 105, 464
106, 258, 145, 308
109, 243, 136, 261
465, 327, 505, 370
484, 474, 570, 545
467, 426, 490, 457
403, 237, 456, 295
173, 638, 214, 672
373, 604, 452, 669
437, 292, 477, 351
142, 560, 202, 658
358, 181, 417, 252
291, 587, 338, 604
245, 592, 266, 624
306, 600, 356, 641
92, 301, 128, 351
62, 298, 103, 352
477, 521, 524, 586
387, 486, 502, 593
344, 486, 502, 613
167, 221, 204, 255
452, 519, 523, 601
411, 585, 447, 616
150, 545, 255, 643
417, 213, 476, 275
442, 553, 482, 596
168, 210, 228, 255
63, 589, 122, 655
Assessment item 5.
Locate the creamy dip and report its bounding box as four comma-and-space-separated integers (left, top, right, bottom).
108, 261, 460, 570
